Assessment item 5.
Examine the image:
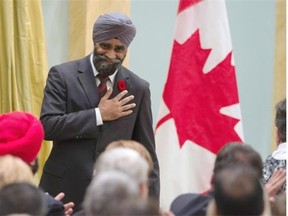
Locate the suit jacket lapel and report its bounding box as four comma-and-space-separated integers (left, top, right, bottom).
113, 67, 130, 97
77, 55, 100, 107
77, 62, 131, 107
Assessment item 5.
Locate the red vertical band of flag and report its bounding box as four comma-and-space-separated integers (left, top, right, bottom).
155, 0, 244, 210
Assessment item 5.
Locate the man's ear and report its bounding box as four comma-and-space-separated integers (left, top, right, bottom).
139, 181, 149, 199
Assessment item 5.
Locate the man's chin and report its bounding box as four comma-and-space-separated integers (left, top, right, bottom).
97, 65, 121, 77
98, 70, 114, 77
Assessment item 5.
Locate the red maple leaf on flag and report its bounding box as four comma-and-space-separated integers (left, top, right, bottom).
156, 30, 241, 154
178, 0, 202, 12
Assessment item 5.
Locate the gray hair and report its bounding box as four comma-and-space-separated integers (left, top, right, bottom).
94, 147, 149, 185
83, 170, 139, 215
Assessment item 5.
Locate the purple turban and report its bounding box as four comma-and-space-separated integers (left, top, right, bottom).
92, 12, 136, 47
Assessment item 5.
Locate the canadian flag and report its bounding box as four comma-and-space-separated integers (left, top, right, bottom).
155, 0, 244, 210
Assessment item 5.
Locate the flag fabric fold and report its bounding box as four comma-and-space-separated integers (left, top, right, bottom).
155, 0, 244, 210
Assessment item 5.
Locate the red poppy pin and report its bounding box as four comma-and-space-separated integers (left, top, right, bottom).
117, 80, 127, 91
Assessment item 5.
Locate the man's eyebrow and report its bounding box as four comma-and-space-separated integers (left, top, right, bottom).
115, 45, 126, 49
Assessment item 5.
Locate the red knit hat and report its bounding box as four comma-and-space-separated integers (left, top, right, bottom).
0, 111, 44, 163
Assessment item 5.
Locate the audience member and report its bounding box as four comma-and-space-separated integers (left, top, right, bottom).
206, 164, 264, 216
106, 139, 153, 174
0, 182, 46, 216
170, 142, 266, 216
0, 155, 35, 187
75, 145, 164, 216
263, 98, 286, 193
94, 147, 150, 199
0, 111, 43, 165
83, 170, 139, 215
0, 155, 64, 216
0, 111, 74, 216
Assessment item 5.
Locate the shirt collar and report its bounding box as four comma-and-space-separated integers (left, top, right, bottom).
272, 142, 286, 160
90, 53, 118, 83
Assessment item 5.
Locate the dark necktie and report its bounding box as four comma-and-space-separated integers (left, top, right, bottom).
97, 75, 108, 98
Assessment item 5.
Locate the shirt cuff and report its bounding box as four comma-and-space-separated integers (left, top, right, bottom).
95, 108, 103, 126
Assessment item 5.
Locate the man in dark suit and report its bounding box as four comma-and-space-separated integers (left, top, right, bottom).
39, 12, 160, 212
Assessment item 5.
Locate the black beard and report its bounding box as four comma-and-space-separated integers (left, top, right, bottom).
93, 53, 122, 78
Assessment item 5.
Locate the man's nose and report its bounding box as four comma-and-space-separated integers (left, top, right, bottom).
106, 49, 116, 59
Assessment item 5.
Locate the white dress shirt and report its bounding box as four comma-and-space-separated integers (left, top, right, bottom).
90, 53, 118, 126
271, 142, 287, 160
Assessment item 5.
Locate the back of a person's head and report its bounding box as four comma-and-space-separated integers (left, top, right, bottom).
83, 170, 139, 215
213, 142, 263, 179
0, 155, 35, 188
0, 182, 46, 216
106, 139, 153, 174
214, 165, 264, 216
95, 147, 149, 184
275, 98, 286, 143
0, 111, 44, 163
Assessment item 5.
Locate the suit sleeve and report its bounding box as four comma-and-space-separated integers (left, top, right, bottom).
132, 83, 160, 201
40, 67, 99, 141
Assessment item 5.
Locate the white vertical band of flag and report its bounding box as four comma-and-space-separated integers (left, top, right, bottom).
155, 0, 243, 210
